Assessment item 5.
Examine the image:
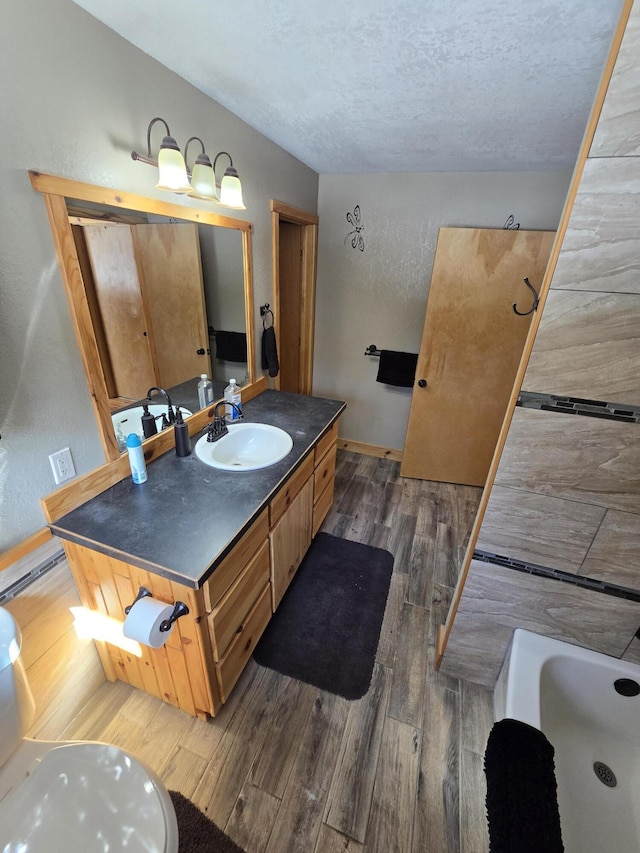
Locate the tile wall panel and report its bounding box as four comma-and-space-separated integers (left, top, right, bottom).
440, 560, 640, 688
523, 290, 640, 405
550, 157, 640, 295
591, 1, 640, 157
476, 485, 605, 573
579, 508, 640, 589
495, 408, 640, 514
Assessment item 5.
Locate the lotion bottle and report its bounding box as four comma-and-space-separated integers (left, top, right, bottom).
224, 378, 242, 420
126, 434, 148, 484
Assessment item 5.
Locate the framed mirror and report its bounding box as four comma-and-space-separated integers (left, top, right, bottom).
30, 171, 256, 461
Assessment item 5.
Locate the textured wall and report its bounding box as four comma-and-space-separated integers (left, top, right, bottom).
0, 0, 318, 550
314, 172, 571, 451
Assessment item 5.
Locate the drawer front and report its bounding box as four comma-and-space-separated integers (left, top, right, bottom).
216, 584, 272, 703
269, 453, 314, 527
314, 443, 337, 502
209, 540, 270, 661
313, 478, 334, 538
203, 508, 269, 611
314, 421, 339, 465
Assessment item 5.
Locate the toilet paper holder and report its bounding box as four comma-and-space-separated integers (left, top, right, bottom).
124, 586, 190, 632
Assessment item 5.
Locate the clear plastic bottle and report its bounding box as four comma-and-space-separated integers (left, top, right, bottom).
224, 378, 242, 420
197, 374, 214, 408
126, 434, 148, 484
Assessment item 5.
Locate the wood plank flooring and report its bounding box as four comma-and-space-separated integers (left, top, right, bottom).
42, 451, 493, 852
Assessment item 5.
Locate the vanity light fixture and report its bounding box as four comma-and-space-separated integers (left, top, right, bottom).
131, 117, 191, 193
131, 117, 245, 209
214, 151, 246, 210
184, 136, 218, 200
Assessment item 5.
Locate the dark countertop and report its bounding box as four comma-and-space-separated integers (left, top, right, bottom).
52, 390, 346, 589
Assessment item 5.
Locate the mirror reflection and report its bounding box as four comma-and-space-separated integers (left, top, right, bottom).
65, 197, 250, 448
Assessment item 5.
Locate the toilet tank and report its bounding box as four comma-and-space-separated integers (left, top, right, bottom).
0, 608, 36, 766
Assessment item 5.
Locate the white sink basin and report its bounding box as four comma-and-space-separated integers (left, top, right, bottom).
112, 404, 192, 444
194, 423, 293, 471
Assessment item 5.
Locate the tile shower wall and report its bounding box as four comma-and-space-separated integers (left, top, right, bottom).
441, 0, 640, 686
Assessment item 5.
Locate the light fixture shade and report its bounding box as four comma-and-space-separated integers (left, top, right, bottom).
188, 158, 218, 201
156, 136, 191, 193
219, 166, 245, 209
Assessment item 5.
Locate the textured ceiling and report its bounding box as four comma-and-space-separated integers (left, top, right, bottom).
72, 0, 624, 174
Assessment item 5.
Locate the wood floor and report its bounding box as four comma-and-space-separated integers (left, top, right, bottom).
24, 451, 495, 852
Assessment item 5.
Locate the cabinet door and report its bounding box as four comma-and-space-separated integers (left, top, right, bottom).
270, 476, 313, 610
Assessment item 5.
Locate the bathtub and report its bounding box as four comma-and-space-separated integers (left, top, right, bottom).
494, 629, 640, 853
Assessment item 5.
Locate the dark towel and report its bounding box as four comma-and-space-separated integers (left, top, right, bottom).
215, 330, 247, 363
261, 325, 279, 377
484, 718, 564, 853
376, 350, 418, 387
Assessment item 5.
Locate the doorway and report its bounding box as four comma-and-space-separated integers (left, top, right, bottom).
270, 200, 319, 394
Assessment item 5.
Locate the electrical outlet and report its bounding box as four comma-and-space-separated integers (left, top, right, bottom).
49, 447, 76, 485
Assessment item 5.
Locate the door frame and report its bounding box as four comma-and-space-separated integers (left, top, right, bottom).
270, 199, 319, 394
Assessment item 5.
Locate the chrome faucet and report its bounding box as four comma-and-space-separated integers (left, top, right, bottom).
206, 398, 243, 442
146, 386, 176, 427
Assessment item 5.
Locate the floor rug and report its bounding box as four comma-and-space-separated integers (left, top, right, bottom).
169, 791, 245, 853
253, 532, 394, 700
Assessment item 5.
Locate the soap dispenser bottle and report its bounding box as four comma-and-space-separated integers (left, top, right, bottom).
141, 404, 158, 439
174, 407, 191, 457
197, 374, 214, 408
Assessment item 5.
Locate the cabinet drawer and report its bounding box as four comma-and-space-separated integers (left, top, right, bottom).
208, 540, 270, 661
216, 584, 271, 702
313, 478, 334, 538
314, 443, 337, 503
314, 421, 339, 465
203, 508, 269, 611
269, 453, 314, 527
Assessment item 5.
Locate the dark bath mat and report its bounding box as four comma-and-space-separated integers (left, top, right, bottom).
169, 791, 245, 853
253, 532, 394, 700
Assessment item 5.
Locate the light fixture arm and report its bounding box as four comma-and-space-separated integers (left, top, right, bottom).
184, 136, 208, 169
131, 117, 174, 167
213, 151, 234, 174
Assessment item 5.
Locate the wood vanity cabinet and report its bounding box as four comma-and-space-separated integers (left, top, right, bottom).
58, 417, 341, 719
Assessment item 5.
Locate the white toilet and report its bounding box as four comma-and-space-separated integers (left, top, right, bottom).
0, 606, 179, 852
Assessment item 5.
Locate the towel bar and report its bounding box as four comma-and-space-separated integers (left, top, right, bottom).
364, 344, 381, 357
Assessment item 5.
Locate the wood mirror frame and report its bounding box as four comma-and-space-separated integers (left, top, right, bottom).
30, 171, 259, 462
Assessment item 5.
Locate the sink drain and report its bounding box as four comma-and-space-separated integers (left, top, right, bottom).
593, 761, 617, 787
614, 678, 640, 697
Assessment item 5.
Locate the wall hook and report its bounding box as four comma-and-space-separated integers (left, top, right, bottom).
512, 277, 540, 316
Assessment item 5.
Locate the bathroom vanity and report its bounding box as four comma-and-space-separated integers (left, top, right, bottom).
45, 390, 344, 718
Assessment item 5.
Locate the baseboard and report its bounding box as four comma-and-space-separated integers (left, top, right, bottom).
338, 439, 403, 462
0, 527, 52, 573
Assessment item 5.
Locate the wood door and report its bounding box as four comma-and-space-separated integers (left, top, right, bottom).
401, 227, 554, 486
83, 225, 156, 400
278, 220, 304, 392
132, 223, 211, 388
271, 200, 319, 396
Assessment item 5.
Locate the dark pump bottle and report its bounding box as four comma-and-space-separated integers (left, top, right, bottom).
174, 407, 191, 457
141, 404, 158, 439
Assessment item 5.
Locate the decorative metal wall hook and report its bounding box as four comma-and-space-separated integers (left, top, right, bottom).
512, 277, 540, 316
260, 303, 274, 328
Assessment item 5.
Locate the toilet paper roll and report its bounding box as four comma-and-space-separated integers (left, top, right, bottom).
122, 597, 175, 648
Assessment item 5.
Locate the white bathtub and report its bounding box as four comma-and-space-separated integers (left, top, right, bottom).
494, 629, 640, 853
